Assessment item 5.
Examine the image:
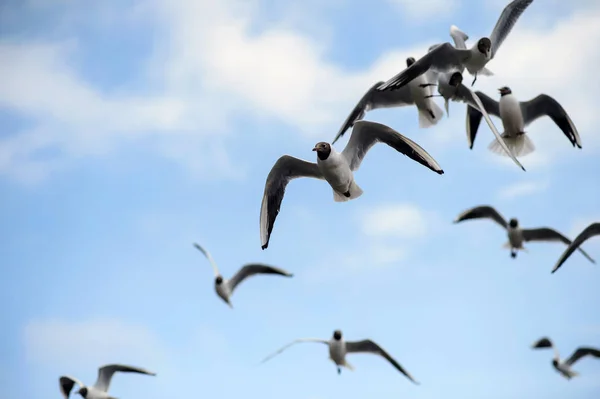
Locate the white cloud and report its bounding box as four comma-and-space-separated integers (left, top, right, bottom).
23, 318, 166, 369
387, 0, 459, 19
361, 203, 428, 238
497, 180, 549, 200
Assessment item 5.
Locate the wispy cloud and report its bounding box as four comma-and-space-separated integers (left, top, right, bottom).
386, 0, 460, 20
360, 203, 429, 239
497, 180, 549, 201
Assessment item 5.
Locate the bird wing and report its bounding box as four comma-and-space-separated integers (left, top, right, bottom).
94, 364, 156, 392
456, 86, 524, 170
453, 205, 508, 229
465, 91, 501, 150
259, 338, 329, 364
341, 120, 443, 174
345, 339, 419, 385
449, 25, 469, 49
193, 242, 220, 277
552, 222, 600, 274
520, 94, 581, 148
378, 43, 471, 91
332, 81, 413, 145
565, 347, 600, 366
59, 376, 85, 399
259, 155, 324, 250
489, 0, 535, 58
521, 227, 595, 262
531, 337, 560, 360
228, 263, 293, 293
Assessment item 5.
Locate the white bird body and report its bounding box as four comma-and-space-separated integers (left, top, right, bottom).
554, 360, 579, 379
499, 93, 525, 136
464, 45, 491, 76
507, 225, 525, 249
214, 282, 232, 304
82, 388, 112, 399
315, 148, 355, 200
328, 337, 347, 365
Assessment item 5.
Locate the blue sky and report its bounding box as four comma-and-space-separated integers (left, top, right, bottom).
1, 0, 600, 398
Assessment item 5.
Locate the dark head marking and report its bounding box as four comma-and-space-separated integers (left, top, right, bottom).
477, 37, 492, 55
498, 86, 512, 96
449, 72, 463, 87
333, 330, 342, 340
312, 142, 332, 161
406, 57, 416, 67
77, 387, 88, 398
215, 276, 224, 285
508, 218, 518, 228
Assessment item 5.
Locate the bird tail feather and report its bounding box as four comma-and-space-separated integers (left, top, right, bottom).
344, 360, 355, 371
333, 181, 363, 203
418, 102, 444, 128
488, 133, 535, 157
480, 67, 494, 76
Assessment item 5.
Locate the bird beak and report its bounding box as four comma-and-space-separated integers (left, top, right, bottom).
312, 147, 318, 151
497, 88, 503, 93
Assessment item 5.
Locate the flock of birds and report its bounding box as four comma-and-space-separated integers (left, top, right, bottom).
57, 0, 600, 398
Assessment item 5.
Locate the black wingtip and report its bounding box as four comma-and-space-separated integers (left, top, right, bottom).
437, 169, 445, 175
261, 243, 268, 250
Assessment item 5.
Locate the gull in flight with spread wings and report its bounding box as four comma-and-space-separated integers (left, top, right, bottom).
532, 337, 600, 379
466, 87, 582, 159
260, 329, 420, 384
552, 222, 600, 274
259, 120, 444, 249
378, 0, 534, 89
193, 242, 293, 308
453, 205, 595, 263
59, 364, 156, 399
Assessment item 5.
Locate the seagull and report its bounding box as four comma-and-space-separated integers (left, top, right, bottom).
453, 205, 596, 262
59, 364, 156, 399
259, 120, 444, 249
259, 329, 420, 384
552, 222, 600, 274
377, 0, 534, 90
193, 242, 293, 307
531, 337, 600, 379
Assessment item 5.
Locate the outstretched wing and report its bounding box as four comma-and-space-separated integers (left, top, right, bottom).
59, 376, 85, 399
333, 81, 414, 145
552, 222, 600, 273
228, 263, 293, 293
489, 0, 535, 58
521, 227, 595, 264
565, 347, 600, 366
259, 155, 324, 250
193, 242, 220, 276
465, 91, 501, 150
531, 336, 559, 359
345, 339, 419, 384
520, 94, 581, 148
94, 364, 156, 392
453, 205, 508, 229
259, 338, 329, 364
378, 43, 471, 91
341, 120, 443, 174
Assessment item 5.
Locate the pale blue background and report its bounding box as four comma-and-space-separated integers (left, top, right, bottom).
1, 1, 599, 399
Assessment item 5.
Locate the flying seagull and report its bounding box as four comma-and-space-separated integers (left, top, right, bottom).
531, 337, 600, 379
59, 364, 156, 399
260, 329, 420, 384
453, 205, 596, 262
377, 0, 534, 89
193, 242, 293, 307
552, 222, 600, 274
466, 87, 582, 158
259, 120, 444, 249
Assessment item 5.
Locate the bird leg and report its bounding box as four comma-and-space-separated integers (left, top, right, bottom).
471, 74, 478, 86
337, 367, 341, 375
510, 250, 517, 258
424, 94, 443, 98
419, 83, 437, 88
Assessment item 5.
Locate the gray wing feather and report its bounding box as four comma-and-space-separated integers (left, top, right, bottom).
489, 0, 535, 58
565, 347, 600, 366
228, 263, 293, 292
378, 43, 471, 91
449, 25, 469, 49
259, 155, 324, 250
521, 227, 596, 264
59, 376, 84, 399
520, 94, 581, 148
94, 364, 156, 392
259, 338, 329, 364
466, 91, 501, 149
332, 81, 413, 145
345, 339, 419, 385
552, 222, 600, 273
341, 120, 444, 174
453, 205, 508, 229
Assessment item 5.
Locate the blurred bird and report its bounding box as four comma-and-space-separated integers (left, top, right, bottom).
552, 222, 600, 274
531, 337, 600, 379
